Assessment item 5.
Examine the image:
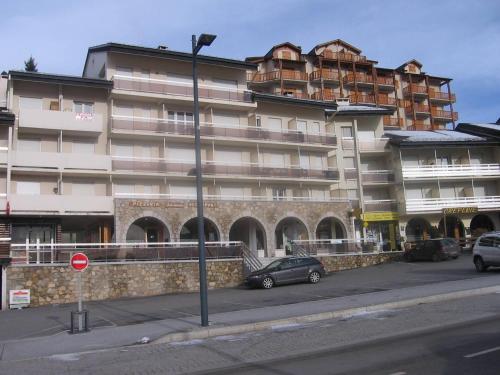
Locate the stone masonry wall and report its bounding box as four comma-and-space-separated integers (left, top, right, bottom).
318, 252, 402, 273
6, 259, 243, 307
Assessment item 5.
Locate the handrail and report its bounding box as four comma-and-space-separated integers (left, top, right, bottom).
403, 84, 428, 94
249, 70, 307, 82
429, 91, 456, 101
241, 243, 263, 273
405, 196, 500, 213
310, 69, 340, 81
321, 50, 367, 63
343, 73, 374, 84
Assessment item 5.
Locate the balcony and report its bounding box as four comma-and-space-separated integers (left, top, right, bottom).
9, 194, 113, 214
248, 70, 308, 83
344, 168, 358, 180
402, 164, 500, 179
343, 73, 374, 86
349, 93, 376, 105
403, 84, 428, 96
18, 109, 103, 135
405, 196, 500, 213
378, 95, 398, 107
361, 170, 395, 184
11, 151, 111, 172
277, 91, 309, 100
429, 91, 456, 103
309, 69, 340, 83
376, 76, 395, 90
358, 138, 389, 152
113, 75, 253, 104
310, 89, 338, 102
321, 50, 367, 63
111, 116, 337, 146
431, 109, 458, 121
112, 157, 340, 181
407, 120, 432, 131
383, 116, 403, 128
405, 104, 430, 117
364, 200, 398, 212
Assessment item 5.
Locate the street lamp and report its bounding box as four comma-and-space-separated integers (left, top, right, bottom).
192, 33, 216, 327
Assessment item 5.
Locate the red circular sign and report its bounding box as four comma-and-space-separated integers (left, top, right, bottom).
70, 253, 89, 271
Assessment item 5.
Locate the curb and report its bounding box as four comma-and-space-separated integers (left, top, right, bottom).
154, 284, 500, 344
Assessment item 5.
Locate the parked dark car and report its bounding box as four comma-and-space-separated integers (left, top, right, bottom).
404, 238, 460, 262
245, 257, 326, 289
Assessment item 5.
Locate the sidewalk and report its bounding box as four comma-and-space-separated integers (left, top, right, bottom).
1, 274, 499, 362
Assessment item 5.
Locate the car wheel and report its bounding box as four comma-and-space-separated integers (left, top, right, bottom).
474, 257, 488, 273
432, 253, 441, 262
309, 271, 321, 284
262, 277, 274, 289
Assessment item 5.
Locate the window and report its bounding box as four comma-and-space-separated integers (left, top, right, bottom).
167, 73, 192, 84
114, 184, 135, 194
296, 120, 307, 133
71, 183, 95, 195
268, 118, 282, 132
72, 141, 95, 154
300, 154, 310, 169
169, 184, 196, 196
74, 101, 94, 114
19, 97, 42, 110
213, 112, 240, 125
18, 139, 41, 152
341, 127, 353, 138
216, 149, 243, 163
167, 111, 193, 124
166, 146, 195, 162
343, 157, 356, 169
479, 236, 495, 247
358, 130, 375, 140
220, 186, 244, 197
272, 187, 287, 200
212, 78, 238, 90
114, 104, 134, 117
114, 144, 134, 157
255, 116, 262, 127
310, 122, 321, 133
17, 181, 40, 195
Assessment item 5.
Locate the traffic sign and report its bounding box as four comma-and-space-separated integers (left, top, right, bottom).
70, 253, 89, 271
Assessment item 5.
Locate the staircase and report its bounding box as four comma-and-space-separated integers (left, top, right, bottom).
241, 243, 263, 274
291, 241, 309, 257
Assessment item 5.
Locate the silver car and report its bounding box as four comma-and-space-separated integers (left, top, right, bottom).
473, 232, 500, 272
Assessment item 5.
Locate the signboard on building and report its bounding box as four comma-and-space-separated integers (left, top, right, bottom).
442, 207, 478, 215
362, 212, 399, 222
9, 289, 30, 308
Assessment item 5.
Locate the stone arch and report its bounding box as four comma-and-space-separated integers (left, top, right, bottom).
179, 216, 221, 242
470, 214, 495, 237
406, 217, 433, 241
229, 216, 268, 255
438, 215, 465, 241
314, 213, 349, 240
121, 210, 173, 243
274, 216, 310, 254
125, 216, 171, 243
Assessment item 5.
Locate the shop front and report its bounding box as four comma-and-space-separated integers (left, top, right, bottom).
361, 212, 400, 251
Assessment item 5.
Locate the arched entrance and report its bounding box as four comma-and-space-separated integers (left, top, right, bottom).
438, 216, 465, 241
126, 217, 170, 243
275, 217, 308, 253
229, 217, 266, 253
316, 217, 346, 239
470, 214, 495, 237
406, 217, 432, 241
180, 217, 220, 241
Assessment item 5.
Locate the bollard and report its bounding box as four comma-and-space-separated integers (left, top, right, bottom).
70, 310, 90, 334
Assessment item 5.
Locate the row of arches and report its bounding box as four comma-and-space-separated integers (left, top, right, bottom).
125, 216, 347, 252
405, 214, 496, 241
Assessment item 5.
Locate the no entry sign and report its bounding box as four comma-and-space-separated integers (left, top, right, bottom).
70, 253, 89, 271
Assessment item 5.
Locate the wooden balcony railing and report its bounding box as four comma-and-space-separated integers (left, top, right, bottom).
310, 89, 338, 101
431, 109, 458, 121
407, 120, 432, 131
405, 104, 430, 113
403, 84, 428, 95
378, 95, 397, 106
429, 91, 456, 102
281, 69, 308, 81
279, 91, 309, 99
349, 93, 376, 104
321, 50, 367, 63
376, 76, 394, 86
247, 70, 307, 83
383, 116, 403, 127
343, 73, 374, 85
309, 69, 340, 81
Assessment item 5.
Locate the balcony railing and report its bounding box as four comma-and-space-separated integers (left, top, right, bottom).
343, 73, 374, 85
277, 91, 309, 99
111, 116, 337, 146
112, 157, 339, 180
405, 196, 500, 213
376, 76, 394, 86
321, 50, 367, 63
364, 200, 398, 212
431, 109, 458, 121
358, 138, 389, 152
429, 91, 456, 102
248, 70, 308, 83
378, 95, 397, 106
113, 75, 253, 103
310, 69, 340, 82
344, 168, 358, 180
349, 93, 376, 104
405, 104, 430, 114
402, 164, 500, 179
310, 89, 338, 101
383, 116, 403, 128
407, 120, 431, 131
361, 170, 395, 183
18, 109, 103, 134
9, 194, 113, 214
403, 84, 428, 95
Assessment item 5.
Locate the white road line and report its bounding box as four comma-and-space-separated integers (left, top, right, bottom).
464, 346, 500, 358
388, 372, 406, 375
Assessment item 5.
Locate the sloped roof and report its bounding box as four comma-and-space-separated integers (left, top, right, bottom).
396, 59, 423, 72
384, 129, 495, 146
456, 122, 500, 140
263, 42, 302, 59
9, 70, 112, 88
308, 39, 362, 55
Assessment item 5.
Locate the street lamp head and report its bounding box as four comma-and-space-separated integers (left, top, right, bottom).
197, 34, 217, 47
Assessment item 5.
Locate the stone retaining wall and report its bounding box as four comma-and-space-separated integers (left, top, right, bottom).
318, 252, 402, 273
6, 259, 243, 307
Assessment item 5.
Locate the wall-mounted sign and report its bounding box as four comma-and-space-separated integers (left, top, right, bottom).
127, 200, 217, 209
9, 289, 30, 308
362, 212, 399, 222
442, 207, 478, 215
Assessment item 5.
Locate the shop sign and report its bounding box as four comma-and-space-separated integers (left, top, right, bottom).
362, 212, 399, 222
128, 200, 217, 209
442, 207, 478, 215
9, 289, 30, 308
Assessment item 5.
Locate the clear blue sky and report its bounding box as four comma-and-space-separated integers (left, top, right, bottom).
2, 0, 499, 123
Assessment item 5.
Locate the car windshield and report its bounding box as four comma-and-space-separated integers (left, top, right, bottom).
263, 259, 284, 270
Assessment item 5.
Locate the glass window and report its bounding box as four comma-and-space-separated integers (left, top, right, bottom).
479, 236, 495, 247
72, 141, 95, 154
18, 139, 41, 152
256, 116, 262, 127
212, 78, 238, 89
74, 101, 94, 114
341, 127, 353, 138
19, 97, 42, 110
272, 187, 287, 200
310, 122, 321, 133
296, 120, 307, 133
17, 181, 40, 195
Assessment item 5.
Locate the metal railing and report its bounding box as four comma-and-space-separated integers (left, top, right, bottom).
361, 170, 395, 183
364, 199, 398, 211
112, 156, 340, 180
10, 241, 245, 265
291, 239, 382, 256
113, 75, 253, 103
111, 116, 337, 146
405, 196, 500, 213
403, 164, 500, 178
241, 243, 263, 273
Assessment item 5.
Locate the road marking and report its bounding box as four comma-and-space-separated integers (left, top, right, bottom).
464, 346, 500, 358
389, 372, 406, 375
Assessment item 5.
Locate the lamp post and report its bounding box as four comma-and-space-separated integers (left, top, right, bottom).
192, 33, 216, 327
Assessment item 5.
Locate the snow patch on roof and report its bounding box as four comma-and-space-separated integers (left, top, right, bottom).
384, 130, 486, 142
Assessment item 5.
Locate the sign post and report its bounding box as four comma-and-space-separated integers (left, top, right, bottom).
70, 252, 89, 333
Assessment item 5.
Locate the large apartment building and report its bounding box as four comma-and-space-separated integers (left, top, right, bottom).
246, 39, 458, 131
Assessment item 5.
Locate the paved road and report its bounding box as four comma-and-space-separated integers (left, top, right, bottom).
1, 292, 499, 374
1, 253, 496, 341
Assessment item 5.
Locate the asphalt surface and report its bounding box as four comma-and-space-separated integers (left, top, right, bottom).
1, 253, 497, 341
1, 291, 499, 374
